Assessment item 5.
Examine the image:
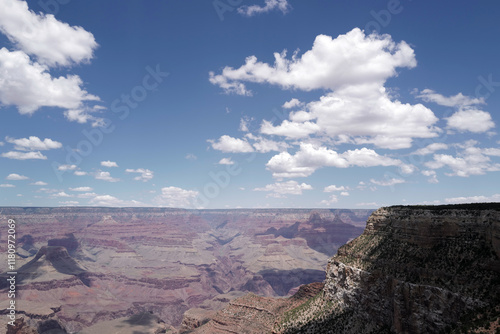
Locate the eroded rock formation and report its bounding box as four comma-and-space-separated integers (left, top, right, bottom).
0, 207, 369, 332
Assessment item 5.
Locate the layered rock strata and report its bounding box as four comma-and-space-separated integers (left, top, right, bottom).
275, 204, 500, 333
0, 207, 369, 332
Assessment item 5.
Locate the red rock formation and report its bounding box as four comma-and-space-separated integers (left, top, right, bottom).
0, 207, 369, 332
6, 317, 38, 334
190, 282, 324, 333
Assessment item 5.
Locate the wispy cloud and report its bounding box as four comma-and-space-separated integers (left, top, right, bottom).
94, 171, 120, 182
6, 173, 28, 180
1, 151, 47, 160
153, 186, 199, 208
238, 0, 291, 17
370, 178, 406, 187
411, 143, 448, 156
445, 194, 500, 204
320, 195, 338, 206
69, 186, 93, 192
416, 89, 484, 107
101, 160, 118, 168
30, 181, 48, 186
58, 164, 77, 171
125, 168, 154, 182
88, 194, 144, 207
5, 136, 62, 151
254, 180, 312, 198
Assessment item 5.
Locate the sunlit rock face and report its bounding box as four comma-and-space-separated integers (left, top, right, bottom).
0, 207, 369, 333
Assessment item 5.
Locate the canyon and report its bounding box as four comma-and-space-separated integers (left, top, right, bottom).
3, 204, 498, 333
192, 203, 500, 333
0, 207, 370, 333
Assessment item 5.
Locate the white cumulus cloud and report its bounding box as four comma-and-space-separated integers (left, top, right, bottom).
446, 109, 495, 133
153, 186, 200, 208
0, 0, 98, 67
282, 98, 303, 109
88, 194, 144, 207
416, 89, 494, 133
101, 160, 118, 168
0, 48, 100, 116
0, 0, 102, 125
320, 195, 338, 206
296, 85, 438, 149
209, 135, 254, 153
261, 120, 320, 139
324, 185, 347, 192
254, 180, 312, 197
210, 29, 438, 150
218, 158, 235, 165
425, 140, 500, 177
6, 173, 28, 180
5, 136, 62, 151
209, 28, 416, 94
266, 143, 402, 178
52, 191, 72, 198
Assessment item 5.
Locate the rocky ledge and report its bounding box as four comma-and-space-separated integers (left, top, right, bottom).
276, 203, 500, 333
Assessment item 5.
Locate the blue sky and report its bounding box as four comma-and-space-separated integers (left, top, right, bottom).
0, 0, 499, 208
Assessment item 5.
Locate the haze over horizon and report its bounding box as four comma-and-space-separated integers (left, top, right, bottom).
1, 0, 499, 209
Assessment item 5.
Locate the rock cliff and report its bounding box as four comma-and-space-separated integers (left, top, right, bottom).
275, 204, 500, 333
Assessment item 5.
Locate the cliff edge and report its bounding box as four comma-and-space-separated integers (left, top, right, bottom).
275, 203, 500, 333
